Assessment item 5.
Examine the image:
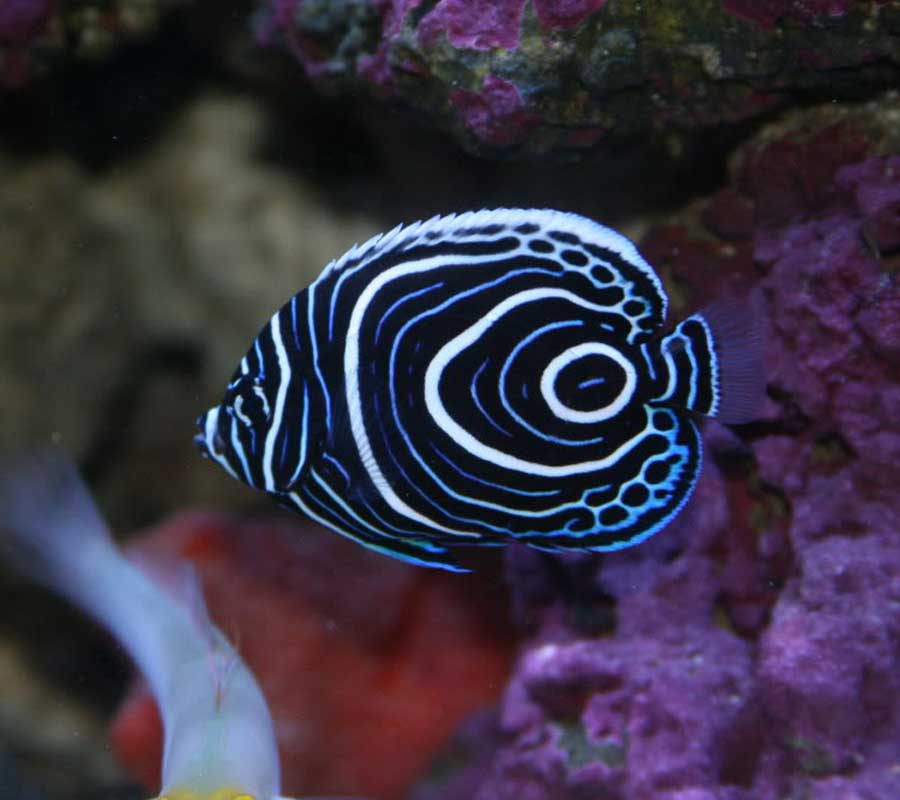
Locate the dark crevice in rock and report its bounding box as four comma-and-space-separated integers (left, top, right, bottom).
55, 13, 215, 171
739, 386, 812, 440
718, 705, 766, 787
536, 553, 619, 637
808, 432, 856, 476
408, 0, 441, 30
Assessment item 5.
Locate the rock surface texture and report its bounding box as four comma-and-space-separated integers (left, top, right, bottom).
257, 0, 900, 154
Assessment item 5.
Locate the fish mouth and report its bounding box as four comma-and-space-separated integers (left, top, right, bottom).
193, 429, 210, 458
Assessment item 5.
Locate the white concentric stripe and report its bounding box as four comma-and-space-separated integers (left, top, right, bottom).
540, 342, 637, 423
307, 467, 468, 549
693, 314, 719, 415
684, 332, 699, 409
284, 381, 310, 490
204, 407, 239, 481
261, 312, 291, 493
287, 489, 388, 557
310, 468, 397, 540
230, 414, 253, 486
497, 319, 605, 447
425, 287, 651, 477
287, 488, 460, 571
252, 384, 270, 418
640, 343, 656, 382
309, 282, 332, 430
345, 251, 535, 538
656, 327, 701, 407
233, 395, 252, 428
657, 337, 679, 402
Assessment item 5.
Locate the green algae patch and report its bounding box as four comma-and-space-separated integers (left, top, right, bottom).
556, 721, 627, 770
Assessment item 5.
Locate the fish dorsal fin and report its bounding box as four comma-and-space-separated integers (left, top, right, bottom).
317, 208, 668, 328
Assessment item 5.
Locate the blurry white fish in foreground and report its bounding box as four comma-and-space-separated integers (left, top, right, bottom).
0, 449, 358, 800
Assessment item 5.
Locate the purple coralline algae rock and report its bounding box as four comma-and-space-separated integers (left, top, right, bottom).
417, 0, 528, 50
420, 98, 900, 799
450, 75, 541, 147
255, 0, 900, 154
479, 471, 770, 799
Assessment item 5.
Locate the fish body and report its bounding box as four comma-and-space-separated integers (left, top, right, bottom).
197, 208, 761, 571
0, 451, 283, 800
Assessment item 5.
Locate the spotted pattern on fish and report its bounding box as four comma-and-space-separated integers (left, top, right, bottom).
196, 209, 759, 571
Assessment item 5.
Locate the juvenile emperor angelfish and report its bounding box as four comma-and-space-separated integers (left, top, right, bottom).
196, 209, 762, 572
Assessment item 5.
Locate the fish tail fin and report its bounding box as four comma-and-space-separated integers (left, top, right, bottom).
128, 548, 242, 705
699, 293, 766, 424
128, 549, 217, 646
0, 448, 117, 603
656, 293, 765, 424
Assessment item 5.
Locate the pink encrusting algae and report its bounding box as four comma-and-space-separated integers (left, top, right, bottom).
450, 75, 541, 147
254, 0, 896, 155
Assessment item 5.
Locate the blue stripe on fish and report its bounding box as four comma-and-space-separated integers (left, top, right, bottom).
195, 209, 763, 571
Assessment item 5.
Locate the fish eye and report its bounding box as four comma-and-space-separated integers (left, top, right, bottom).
226, 377, 271, 430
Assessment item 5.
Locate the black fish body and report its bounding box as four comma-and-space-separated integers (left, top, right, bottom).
196, 209, 761, 571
